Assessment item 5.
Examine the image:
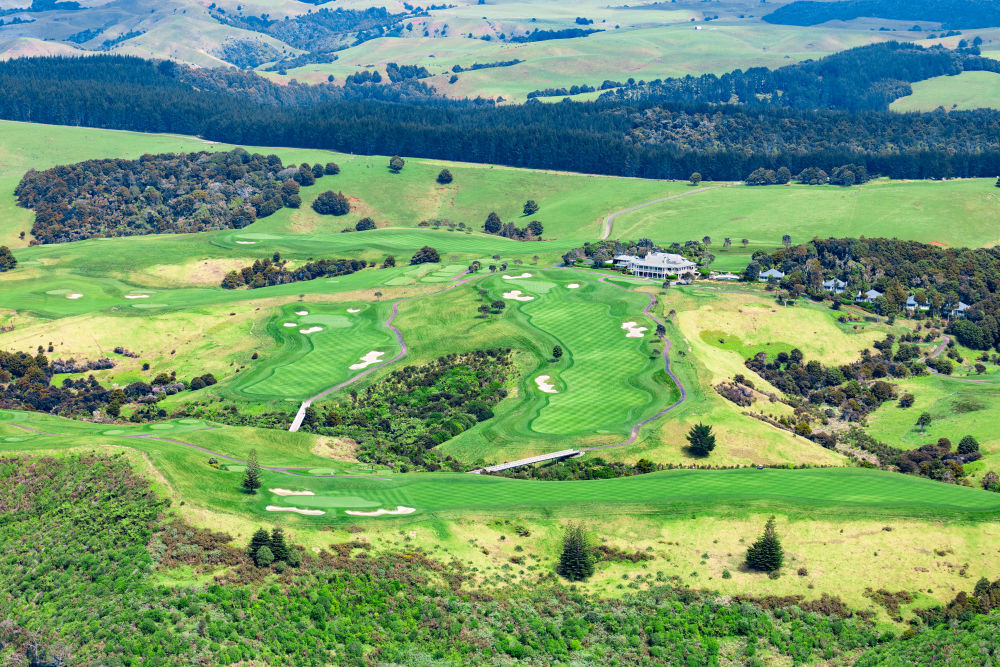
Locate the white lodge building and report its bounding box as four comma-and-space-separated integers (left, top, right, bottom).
613, 252, 697, 279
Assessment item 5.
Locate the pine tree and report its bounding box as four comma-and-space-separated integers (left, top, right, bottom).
745, 516, 784, 572
686, 423, 716, 456
270, 527, 289, 562
556, 523, 594, 581
242, 449, 262, 494
484, 211, 502, 234
248, 528, 270, 560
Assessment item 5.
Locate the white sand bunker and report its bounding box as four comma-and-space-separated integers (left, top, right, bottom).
236, 241, 256, 245
535, 375, 558, 394
66, 293, 83, 299
283, 322, 297, 328
347, 308, 361, 313
567, 283, 581, 289
345, 506, 416, 517
124, 294, 149, 299
270, 488, 315, 497
266, 505, 325, 516
295, 310, 308, 316
621, 321, 647, 338
350, 350, 385, 370
502, 272, 532, 280
503, 290, 534, 302
300, 326, 324, 334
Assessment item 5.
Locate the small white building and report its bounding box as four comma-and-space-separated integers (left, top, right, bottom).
823, 278, 846, 294
613, 252, 697, 280
856, 289, 882, 304
758, 268, 785, 282
905, 294, 930, 311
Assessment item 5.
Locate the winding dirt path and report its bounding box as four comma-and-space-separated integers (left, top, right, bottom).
600, 184, 736, 240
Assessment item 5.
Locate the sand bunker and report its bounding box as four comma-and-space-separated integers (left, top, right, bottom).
295, 310, 308, 316
535, 375, 558, 394
345, 506, 416, 516
124, 294, 149, 299
503, 290, 534, 301
270, 488, 316, 497
300, 327, 324, 334
502, 272, 532, 280
347, 308, 361, 313
266, 505, 325, 516
349, 350, 385, 370
236, 241, 256, 245
283, 322, 297, 328
621, 322, 647, 338
66, 293, 83, 299
567, 283, 581, 289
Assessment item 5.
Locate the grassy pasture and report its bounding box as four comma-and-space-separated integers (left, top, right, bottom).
890, 71, 1000, 112
609, 179, 1000, 248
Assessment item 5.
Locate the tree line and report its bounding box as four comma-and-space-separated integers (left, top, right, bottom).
8, 54, 1000, 182
221, 253, 368, 289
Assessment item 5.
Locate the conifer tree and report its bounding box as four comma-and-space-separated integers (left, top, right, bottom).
556, 523, 594, 581
686, 423, 716, 457
242, 449, 262, 494
484, 211, 502, 234
745, 516, 784, 572
248, 528, 270, 560
270, 527, 289, 562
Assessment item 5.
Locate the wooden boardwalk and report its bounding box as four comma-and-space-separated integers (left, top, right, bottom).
470, 449, 581, 474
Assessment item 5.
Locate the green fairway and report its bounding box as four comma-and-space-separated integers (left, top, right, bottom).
2, 410, 998, 525
224, 301, 399, 401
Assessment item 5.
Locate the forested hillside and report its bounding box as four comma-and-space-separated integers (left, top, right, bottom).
765, 0, 1000, 29
5, 55, 1000, 181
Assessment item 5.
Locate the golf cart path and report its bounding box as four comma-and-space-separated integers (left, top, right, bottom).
289, 268, 478, 431
600, 183, 736, 240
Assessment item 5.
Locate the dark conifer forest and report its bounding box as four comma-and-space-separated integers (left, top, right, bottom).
4, 49, 1000, 181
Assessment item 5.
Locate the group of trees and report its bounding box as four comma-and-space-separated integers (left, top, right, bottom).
248, 526, 300, 568
221, 253, 367, 289
763, 0, 1000, 29
0, 245, 16, 271
311, 190, 350, 216
307, 349, 514, 470
746, 164, 871, 186
483, 211, 544, 240
15, 149, 333, 244
765, 238, 1000, 348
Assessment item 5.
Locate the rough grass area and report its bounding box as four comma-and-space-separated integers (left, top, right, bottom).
890, 70, 1000, 112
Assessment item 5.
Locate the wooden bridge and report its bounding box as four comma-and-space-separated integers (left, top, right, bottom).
469, 449, 582, 474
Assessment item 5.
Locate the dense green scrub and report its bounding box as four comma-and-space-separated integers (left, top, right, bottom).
0, 453, 894, 665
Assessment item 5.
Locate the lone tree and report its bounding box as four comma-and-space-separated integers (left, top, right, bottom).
484, 211, 502, 234
782, 234, 792, 249
477, 304, 491, 318
916, 411, 932, 433
389, 155, 405, 173
355, 217, 376, 231
0, 246, 16, 272
552, 345, 563, 360
242, 449, 262, 494
983, 471, 1000, 491
686, 423, 716, 456
312, 190, 350, 216
556, 523, 594, 582
324, 162, 340, 175
437, 168, 453, 184
410, 246, 440, 265
742, 238, 749, 248
745, 516, 784, 572
491, 299, 506, 312
958, 435, 980, 455
383, 255, 396, 268
689, 172, 702, 186
523, 200, 539, 215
